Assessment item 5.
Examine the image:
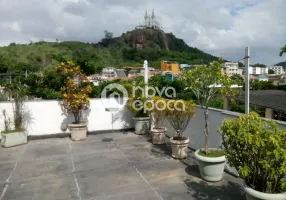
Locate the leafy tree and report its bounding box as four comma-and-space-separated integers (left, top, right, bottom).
100, 30, 114, 47
230, 74, 244, 85
251, 63, 266, 68
249, 80, 274, 90
0, 55, 11, 73
268, 69, 275, 74
180, 59, 240, 154
280, 45, 286, 56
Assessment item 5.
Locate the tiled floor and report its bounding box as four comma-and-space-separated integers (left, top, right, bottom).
0, 132, 245, 200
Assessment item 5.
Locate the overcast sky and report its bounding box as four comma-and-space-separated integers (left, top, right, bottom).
0, 0, 285, 65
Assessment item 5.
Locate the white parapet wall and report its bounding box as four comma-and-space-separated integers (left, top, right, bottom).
0, 98, 134, 136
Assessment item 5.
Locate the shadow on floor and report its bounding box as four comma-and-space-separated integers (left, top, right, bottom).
184, 164, 202, 179
184, 179, 245, 200
149, 142, 173, 160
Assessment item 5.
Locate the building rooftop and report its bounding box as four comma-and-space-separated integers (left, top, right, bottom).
232, 90, 286, 112
0, 132, 244, 200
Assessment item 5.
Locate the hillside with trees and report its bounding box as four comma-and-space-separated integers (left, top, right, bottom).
0, 29, 219, 74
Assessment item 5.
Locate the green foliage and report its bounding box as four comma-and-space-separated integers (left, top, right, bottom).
251, 63, 266, 68
23, 71, 64, 99
0, 29, 220, 72
280, 45, 286, 56
150, 96, 168, 128
231, 74, 244, 85
180, 59, 241, 154
249, 80, 274, 90
126, 78, 149, 118
99, 30, 114, 47
268, 69, 275, 74
220, 112, 286, 193
166, 99, 195, 139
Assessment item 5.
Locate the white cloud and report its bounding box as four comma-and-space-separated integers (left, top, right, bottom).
0, 0, 285, 65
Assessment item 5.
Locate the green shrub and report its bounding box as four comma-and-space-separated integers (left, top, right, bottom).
220, 112, 286, 193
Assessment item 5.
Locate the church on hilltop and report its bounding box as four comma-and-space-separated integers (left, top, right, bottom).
136, 10, 161, 30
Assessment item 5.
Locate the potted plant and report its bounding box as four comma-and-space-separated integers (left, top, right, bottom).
166, 99, 195, 159
220, 112, 286, 200
1, 81, 28, 147
127, 96, 150, 135
181, 58, 239, 181
56, 61, 92, 141
150, 96, 167, 144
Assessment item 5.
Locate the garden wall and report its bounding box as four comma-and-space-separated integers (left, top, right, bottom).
1, 98, 285, 146
164, 106, 286, 150
0, 98, 134, 136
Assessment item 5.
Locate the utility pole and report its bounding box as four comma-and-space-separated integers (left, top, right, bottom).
244, 47, 250, 114
144, 60, 149, 98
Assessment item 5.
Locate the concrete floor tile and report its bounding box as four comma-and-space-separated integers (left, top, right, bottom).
11, 155, 73, 181
0, 161, 17, 182
70, 140, 117, 155
23, 143, 70, 159
0, 145, 25, 162
2, 174, 78, 200
90, 189, 161, 200
75, 166, 150, 199
73, 150, 128, 172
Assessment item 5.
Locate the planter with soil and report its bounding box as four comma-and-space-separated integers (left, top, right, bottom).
194, 148, 226, 182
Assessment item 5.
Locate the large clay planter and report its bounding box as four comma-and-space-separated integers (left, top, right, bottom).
1, 131, 27, 148
134, 117, 150, 135
170, 137, 189, 159
244, 186, 286, 200
151, 127, 166, 144
194, 149, 226, 182
68, 122, 88, 141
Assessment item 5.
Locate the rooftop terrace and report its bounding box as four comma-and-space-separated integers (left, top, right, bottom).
0, 132, 244, 200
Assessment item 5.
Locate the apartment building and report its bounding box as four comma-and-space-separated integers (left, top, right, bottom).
221, 62, 241, 76
267, 66, 285, 75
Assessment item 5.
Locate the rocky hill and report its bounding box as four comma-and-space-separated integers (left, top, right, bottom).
0, 28, 219, 74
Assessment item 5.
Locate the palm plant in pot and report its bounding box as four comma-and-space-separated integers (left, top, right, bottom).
180, 58, 240, 181
220, 112, 286, 200
166, 99, 195, 159
1, 80, 28, 147
56, 61, 92, 141
150, 96, 168, 144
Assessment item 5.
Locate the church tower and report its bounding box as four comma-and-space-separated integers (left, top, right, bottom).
144, 10, 149, 27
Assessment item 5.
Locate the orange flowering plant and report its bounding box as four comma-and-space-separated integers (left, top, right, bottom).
56, 61, 92, 124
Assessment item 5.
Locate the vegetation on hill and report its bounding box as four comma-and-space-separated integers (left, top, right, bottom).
0, 28, 219, 74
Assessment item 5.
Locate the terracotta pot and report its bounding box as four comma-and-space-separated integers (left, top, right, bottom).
151, 127, 166, 144
170, 137, 189, 159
